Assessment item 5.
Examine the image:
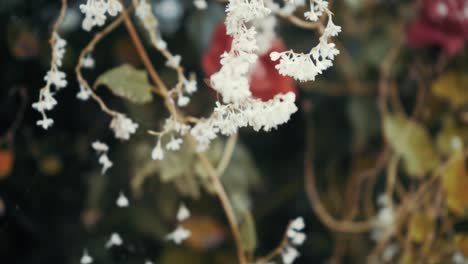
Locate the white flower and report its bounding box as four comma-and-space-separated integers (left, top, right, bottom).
80, 249, 93, 264
164, 119, 190, 135
45, 69, 67, 89
177, 95, 190, 107
281, 246, 299, 264
194, 0, 207, 10
371, 194, 395, 241
92, 141, 109, 152
184, 79, 197, 94
166, 137, 183, 151
82, 54, 95, 69
77, 84, 91, 101
145, 260, 154, 264
53, 33, 66, 67
116, 191, 129, 207
32, 90, 57, 112
323, 15, 341, 38
110, 114, 139, 140
80, 0, 122, 31
452, 251, 467, 264
151, 139, 164, 160
287, 229, 306, 245
290, 217, 305, 230
176, 203, 190, 222
98, 154, 113, 174
107, 0, 123, 16
105, 233, 123, 248
166, 55, 181, 69
37, 117, 54, 130
166, 226, 191, 244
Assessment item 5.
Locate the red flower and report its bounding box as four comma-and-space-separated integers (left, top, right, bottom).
407, 0, 468, 56
202, 23, 297, 101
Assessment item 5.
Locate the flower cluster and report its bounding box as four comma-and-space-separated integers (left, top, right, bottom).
281, 217, 307, 264
270, 0, 341, 82
151, 119, 190, 160
116, 191, 129, 207
202, 22, 297, 101
80, 0, 123, 31
166, 203, 192, 244
92, 141, 113, 174
105, 233, 123, 248
209, 0, 270, 103
191, 93, 297, 152
109, 114, 139, 140
33, 33, 67, 130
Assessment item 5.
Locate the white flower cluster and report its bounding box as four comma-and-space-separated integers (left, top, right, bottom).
151, 119, 190, 160
77, 83, 91, 101
92, 141, 113, 174
193, 0, 207, 10
33, 33, 67, 130
282, 217, 307, 264
80, 0, 123, 31
191, 93, 297, 152
371, 194, 396, 241
166, 203, 192, 244
210, 0, 270, 103
109, 114, 139, 140
270, 0, 341, 82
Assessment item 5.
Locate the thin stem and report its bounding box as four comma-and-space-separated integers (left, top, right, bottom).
197, 152, 247, 264
216, 134, 238, 176
120, 7, 247, 264
75, 14, 126, 117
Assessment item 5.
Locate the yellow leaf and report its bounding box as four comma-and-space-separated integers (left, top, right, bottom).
408, 212, 433, 243
432, 71, 468, 107
442, 152, 468, 216
384, 114, 439, 177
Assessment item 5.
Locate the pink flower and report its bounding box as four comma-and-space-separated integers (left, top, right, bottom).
407, 0, 468, 56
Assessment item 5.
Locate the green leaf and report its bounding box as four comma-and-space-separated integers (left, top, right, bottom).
384, 114, 439, 177
95, 64, 153, 104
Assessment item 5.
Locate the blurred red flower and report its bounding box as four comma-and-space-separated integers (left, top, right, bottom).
202, 23, 297, 101
407, 0, 468, 56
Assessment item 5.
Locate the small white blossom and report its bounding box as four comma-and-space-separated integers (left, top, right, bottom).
176, 203, 190, 222
166, 226, 191, 244
177, 95, 190, 107
453, 251, 467, 264
80, 0, 122, 31
290, 217, 305, 231
105, 233, 123, 248
194, 0, 207, 10
166, 55, 181, 69
92, 141, 109, 152
371, 194, 395, 241
116, 192, 129, 207
110, 114, 139, 140
166, 137, 183, 151
77, 84, 91, 101
145, 260, 154, 264
151, 139, 164, 160
98, 154, 113, 174
81, 249, 93, 264
184, 79, 197, 94
37, 117, 54, 130
45, 69, 67, 89
82, 54, 95, 69
281, 246, 300, 264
